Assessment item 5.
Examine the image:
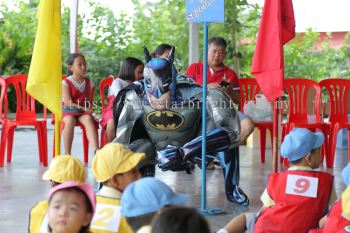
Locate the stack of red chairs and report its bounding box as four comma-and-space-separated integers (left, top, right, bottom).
0, 74, 48, 167
281, 78, 328, 167
319, 78, 350, 168
99, 76, 114, 147
238, 78, 273, 163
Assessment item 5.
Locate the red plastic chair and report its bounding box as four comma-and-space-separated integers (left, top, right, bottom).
52, 77, 98, 163
319, 78, 350, 168
99, 76, 114, 147
282, 78, 328, 166
0, 74, 48, 167
238, 78, 273, 163
52, 116, 92, 163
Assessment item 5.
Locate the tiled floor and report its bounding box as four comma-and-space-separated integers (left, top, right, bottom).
0, 127, 348, 233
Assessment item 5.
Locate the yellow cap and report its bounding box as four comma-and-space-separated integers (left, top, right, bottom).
42, 155, 86, 183
92, 143, 145, 182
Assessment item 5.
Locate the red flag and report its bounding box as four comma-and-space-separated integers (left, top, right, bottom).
251, 0, 295, 101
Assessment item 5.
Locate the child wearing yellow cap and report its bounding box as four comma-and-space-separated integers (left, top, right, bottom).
29, 155, 86, 233
90, 143, 145, 233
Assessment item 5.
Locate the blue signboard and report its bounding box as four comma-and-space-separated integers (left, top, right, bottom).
186, 0, 224, 23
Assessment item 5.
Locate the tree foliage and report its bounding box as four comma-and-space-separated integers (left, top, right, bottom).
284, 31, 350, 81
1, 0, 350, 111
0, 1, 37, 75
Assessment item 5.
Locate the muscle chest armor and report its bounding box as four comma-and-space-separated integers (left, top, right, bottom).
115, 87, 240, 149
142, 103, 201, 150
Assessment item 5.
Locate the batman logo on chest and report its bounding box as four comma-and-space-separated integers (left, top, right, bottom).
146, 110, 185, 131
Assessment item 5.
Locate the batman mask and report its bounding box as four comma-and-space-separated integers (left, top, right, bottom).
143, 58, 172, 98
143, 46, 177, 106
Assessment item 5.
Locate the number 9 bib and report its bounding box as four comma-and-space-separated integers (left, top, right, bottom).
285, 174, 319, 198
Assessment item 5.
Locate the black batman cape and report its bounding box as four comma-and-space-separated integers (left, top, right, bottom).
112, 83, 145, 141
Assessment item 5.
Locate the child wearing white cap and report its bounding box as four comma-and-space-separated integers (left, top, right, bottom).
90, 143, 145, 233
120, 177, 188, 233
309, 163, 350, 233
29, 155, 86, 233
216, 128, 337, 233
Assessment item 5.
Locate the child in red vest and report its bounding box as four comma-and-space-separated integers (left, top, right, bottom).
216, 128, 337, 233
309, 163, 350, 233
62, 53, 99, 154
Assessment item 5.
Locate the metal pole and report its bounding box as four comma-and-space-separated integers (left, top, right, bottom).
70, 0, 79, 53
201, 22, 208, 210
189, 23, 200, 65
273, 99, 279, 173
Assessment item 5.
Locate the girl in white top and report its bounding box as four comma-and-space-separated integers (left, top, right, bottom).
101, 57, 144, 143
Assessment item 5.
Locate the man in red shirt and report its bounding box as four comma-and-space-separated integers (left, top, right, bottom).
185, 37, 254, 144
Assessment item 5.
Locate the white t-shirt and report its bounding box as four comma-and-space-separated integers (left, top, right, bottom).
62, 75, 94, 93
109, 77, 131, 97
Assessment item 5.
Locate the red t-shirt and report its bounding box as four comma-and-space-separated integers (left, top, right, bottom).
185, 62, 239, 87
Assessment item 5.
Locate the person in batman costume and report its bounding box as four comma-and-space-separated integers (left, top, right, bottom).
112, 46, 249, 205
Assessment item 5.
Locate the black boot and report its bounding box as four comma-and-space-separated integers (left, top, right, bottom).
226, 185, 249, 206
218, 147, 249, 206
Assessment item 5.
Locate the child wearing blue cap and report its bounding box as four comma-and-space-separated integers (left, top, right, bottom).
120, 177, 188, 233
309, 163, 350, 233
216, 128, 337, 233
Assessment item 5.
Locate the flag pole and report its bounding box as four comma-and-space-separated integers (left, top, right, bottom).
55, 115, 61, 156
251, 0, 295, 173
272, 99, 279, 172
201, 21, 208, 211
200, 22, 224, 216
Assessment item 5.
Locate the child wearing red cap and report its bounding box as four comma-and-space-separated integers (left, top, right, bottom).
47, 181, 95, 233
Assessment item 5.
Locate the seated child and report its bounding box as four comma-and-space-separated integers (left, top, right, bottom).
152, 43, 172, 58
29, 155, 86, 233
121, 177, 188, 233
62, 53, 99, 154
90, 143, 145, 233
100, 57, 144, 143
309, 163, 350, 233
216, 128, 337, 233
47, 181, 95, 233
151, 206, 210, 233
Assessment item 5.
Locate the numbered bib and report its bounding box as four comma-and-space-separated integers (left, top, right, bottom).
285, 174, 319, 198
91, 204, 121, 232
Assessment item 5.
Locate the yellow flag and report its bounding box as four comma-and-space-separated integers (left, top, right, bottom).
27, 0, 62, 155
